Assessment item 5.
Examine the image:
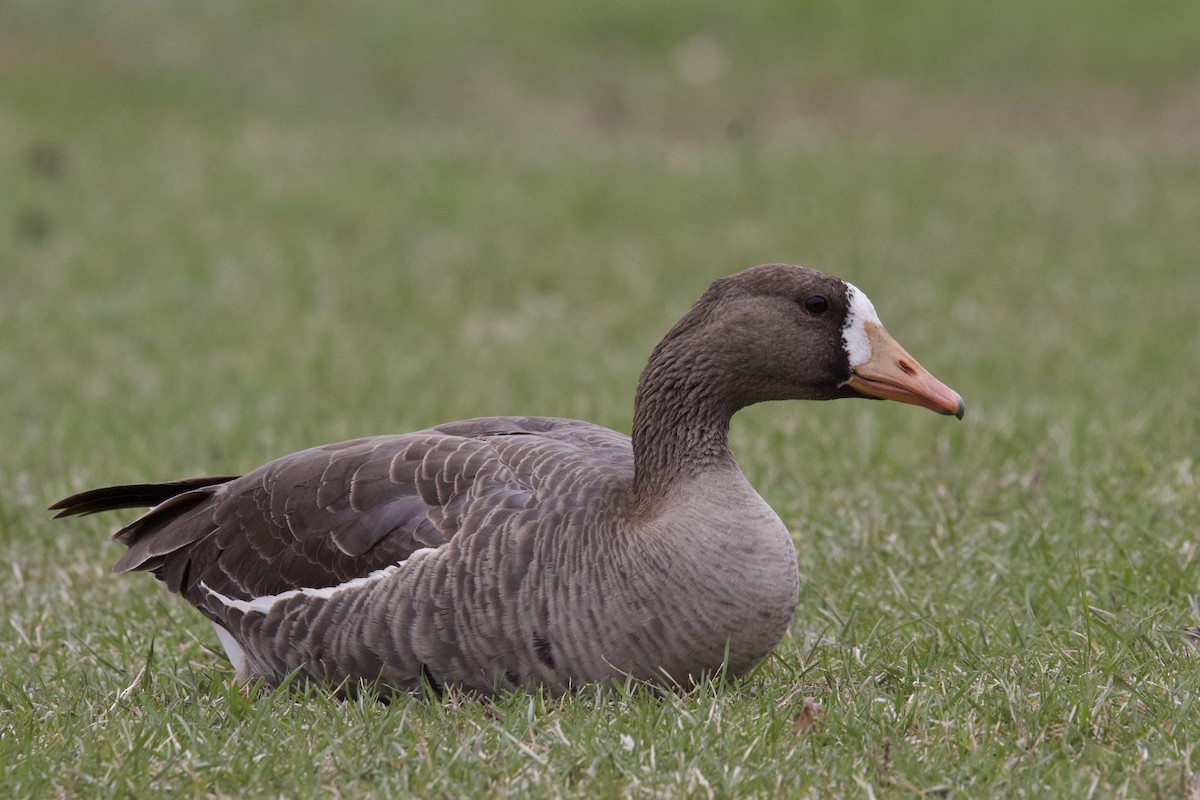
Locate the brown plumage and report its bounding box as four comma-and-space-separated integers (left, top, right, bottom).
52, 264, 963, 695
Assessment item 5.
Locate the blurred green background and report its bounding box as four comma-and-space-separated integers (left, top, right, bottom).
3, 1, 1199, 797
5, 0, 1199, 472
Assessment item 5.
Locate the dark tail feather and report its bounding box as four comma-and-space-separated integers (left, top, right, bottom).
49, 476, 239, 519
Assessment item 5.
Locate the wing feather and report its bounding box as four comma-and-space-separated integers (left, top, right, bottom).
68, 417, 633, 616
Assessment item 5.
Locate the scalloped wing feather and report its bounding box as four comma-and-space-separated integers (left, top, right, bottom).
95, 417, 633, 616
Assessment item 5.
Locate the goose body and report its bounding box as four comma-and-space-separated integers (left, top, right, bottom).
53, 264, 963, 695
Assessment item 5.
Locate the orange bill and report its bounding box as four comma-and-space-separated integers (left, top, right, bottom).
844, 322, 965, 419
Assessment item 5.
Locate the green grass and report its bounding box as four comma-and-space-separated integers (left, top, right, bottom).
3, 1, 1200, 797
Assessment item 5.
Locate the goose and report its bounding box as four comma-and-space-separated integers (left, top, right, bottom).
52, 264, 963, 696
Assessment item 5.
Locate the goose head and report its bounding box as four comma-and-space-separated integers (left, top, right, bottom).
650, 264, 964, 418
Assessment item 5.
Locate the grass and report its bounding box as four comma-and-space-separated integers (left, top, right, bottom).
3, 0, 1200, 796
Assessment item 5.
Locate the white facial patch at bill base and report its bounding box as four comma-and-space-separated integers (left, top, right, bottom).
841, 281, 883, 368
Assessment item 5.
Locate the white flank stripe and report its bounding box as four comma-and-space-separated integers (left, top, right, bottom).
841, 281, 882, 368
211, 621, 248, 676
201, 547, 438, 616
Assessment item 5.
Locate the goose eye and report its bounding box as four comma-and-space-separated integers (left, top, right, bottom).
803, 295, 829, 314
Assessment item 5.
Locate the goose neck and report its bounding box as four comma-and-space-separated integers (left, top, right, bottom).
629, 351, 739, 504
